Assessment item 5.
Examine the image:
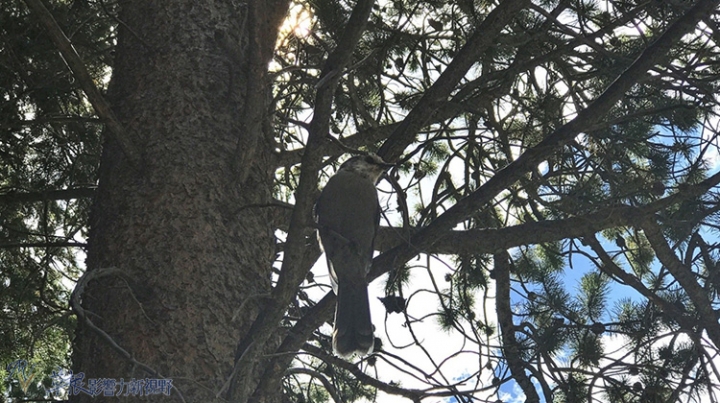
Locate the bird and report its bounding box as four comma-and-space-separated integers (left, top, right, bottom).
315, 153, 393, 357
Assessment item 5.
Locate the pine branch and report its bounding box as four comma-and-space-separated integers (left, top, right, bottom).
494, 251, 542, 403
301, 343, 425, 401
371, 169, 720, 277
584, 235, 694, 329
0, 187, 95, 205
641, 218, 720, 348
0, 241, 87, 249
372, 0, 720, 279
377, 0, 532, 161
285, 368, 343, 403
23, 0, 140, 165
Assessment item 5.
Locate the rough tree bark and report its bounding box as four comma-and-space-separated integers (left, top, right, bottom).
71, 1, 288, 402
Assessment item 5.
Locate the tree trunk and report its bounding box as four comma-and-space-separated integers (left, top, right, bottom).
71, 1, 288, 401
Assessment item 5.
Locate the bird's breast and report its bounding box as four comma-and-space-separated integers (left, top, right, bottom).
316, 171, 380, 247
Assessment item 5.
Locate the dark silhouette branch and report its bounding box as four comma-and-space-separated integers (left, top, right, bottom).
23, 0, 140, 165
285, 367, 343, 403
275, 124, 398, 167
584, 235, 695, 329
495, 251, 541, 403
302, 343, 425, 401
377, 0, 532, 161
641, 218, 720, 348
372, 170, 720, 276
0, 187, 95, 205
0, 241, 87, 249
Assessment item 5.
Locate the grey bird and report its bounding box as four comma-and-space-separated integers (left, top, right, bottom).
315, 154, 392, 357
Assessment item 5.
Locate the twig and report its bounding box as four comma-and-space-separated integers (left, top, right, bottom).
302, 343, 425, 401
285, 367, 343, 403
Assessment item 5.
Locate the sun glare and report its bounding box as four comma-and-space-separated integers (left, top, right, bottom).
280, 3, 313, 40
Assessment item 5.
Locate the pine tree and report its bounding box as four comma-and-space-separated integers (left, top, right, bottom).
2, 0, 720, 401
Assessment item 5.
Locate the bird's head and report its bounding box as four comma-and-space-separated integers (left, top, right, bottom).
338, 153, 394, 183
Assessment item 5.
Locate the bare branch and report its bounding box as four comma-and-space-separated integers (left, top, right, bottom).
0, 241, 87, 249
0, 187, 95, 205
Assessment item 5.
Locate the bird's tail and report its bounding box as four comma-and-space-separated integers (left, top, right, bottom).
333, 281, 374, 357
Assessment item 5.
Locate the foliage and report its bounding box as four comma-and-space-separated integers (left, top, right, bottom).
0, 0, 109, 398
